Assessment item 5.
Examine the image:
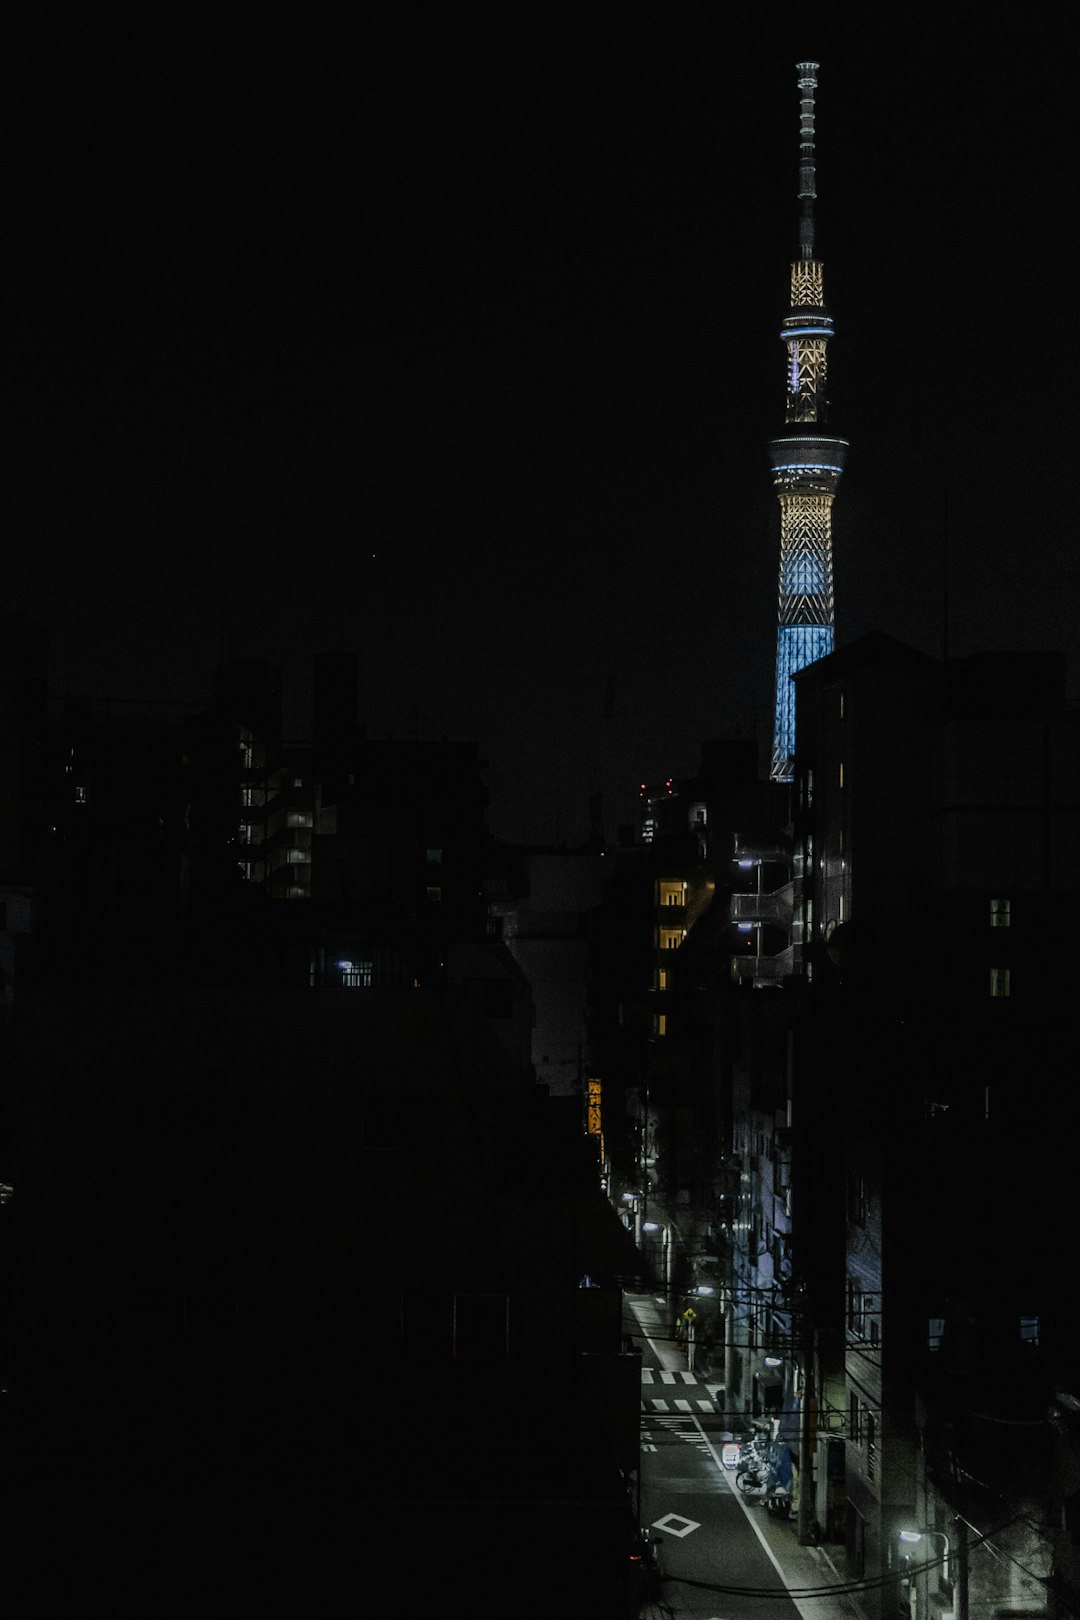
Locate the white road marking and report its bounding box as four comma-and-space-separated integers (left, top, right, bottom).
660, 1371, 676, 1384
651, 1512, 700, 1539
719, 1464, 856, 1620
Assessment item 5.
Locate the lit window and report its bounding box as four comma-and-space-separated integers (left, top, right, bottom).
989, 897, 1010, 928
338, 959, 373, 988
286, 847, 310, 864
927, 1317, 944, 1352
1018, 1315, 1039, 1346
653, 1013, 667, 1038
839, 762, 845, 788
426, 886, 442, 902
659, 929, 682, 951
75, 785, 87, 804
990, 968, 1011, 998
659, 881, 683, 906
657, 968, 669, 991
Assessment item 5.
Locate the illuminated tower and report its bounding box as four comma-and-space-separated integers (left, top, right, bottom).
769, 62, 848, 782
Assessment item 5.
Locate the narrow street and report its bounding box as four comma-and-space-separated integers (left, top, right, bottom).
628, 1291, 862, 1620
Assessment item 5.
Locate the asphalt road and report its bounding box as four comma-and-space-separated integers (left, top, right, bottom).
639, 1405, 803, 1619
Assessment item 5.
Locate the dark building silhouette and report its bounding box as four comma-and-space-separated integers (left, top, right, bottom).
791, 635, 1080, 1615
2, 636, 644, 1616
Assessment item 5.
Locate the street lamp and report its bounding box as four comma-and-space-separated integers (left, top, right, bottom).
899, 1529, 951, 1583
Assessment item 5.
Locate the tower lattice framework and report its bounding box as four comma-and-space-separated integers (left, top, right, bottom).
769, 62, 848, 782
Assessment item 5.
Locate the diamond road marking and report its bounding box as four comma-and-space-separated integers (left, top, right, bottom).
652, 1513, 700, 1539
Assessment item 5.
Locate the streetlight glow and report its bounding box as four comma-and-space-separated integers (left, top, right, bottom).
898, 1529, 951, 1581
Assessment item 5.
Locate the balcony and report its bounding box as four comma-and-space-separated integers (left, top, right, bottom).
730, 884, 793, 928
731, 946, 795, 984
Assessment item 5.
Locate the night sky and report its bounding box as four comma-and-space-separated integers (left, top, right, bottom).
10, 15, 1077, 847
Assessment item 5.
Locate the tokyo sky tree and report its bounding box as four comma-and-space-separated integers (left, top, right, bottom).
769, 62, 848, 782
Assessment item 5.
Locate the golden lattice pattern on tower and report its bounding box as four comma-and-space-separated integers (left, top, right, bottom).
790, 260, 824, 306
777, 494, 835, 625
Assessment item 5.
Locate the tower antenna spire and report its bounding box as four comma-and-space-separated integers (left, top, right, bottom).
796, 61, 818, 261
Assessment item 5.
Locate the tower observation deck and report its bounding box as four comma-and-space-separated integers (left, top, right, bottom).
769, 62, 847, 782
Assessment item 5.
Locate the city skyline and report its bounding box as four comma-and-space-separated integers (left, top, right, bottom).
10, 19, 1076, 847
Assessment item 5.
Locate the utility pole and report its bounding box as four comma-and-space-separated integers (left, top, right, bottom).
797, 1301, 816, 1544
954, 1516, 968, 1620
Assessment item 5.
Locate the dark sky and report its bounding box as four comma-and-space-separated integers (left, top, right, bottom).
10, 14, 1077, 846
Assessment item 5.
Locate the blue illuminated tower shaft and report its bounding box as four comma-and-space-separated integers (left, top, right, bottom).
769, 63, 847, 782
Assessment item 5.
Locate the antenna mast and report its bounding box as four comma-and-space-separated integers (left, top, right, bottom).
797, 61, 818, 262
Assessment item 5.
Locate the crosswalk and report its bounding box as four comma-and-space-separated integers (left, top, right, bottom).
639, 1369, 723, 1413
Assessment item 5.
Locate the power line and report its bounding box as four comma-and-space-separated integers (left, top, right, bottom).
661, 1510, 1028, 1602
